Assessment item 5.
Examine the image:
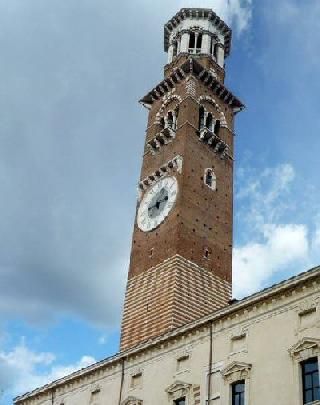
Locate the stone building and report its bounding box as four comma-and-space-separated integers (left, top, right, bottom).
14, 8, 320, 405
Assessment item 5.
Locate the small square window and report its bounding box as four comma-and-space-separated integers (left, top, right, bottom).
131, 372, 143, 389
176, 355, 189, 372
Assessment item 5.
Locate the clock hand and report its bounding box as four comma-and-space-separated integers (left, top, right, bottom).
158, 196, 169, 204
148, 196, 168, 212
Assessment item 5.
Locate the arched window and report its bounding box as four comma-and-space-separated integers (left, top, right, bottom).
173, 40, 178, 58
199, 107, 205, 130
196, 33, 202, 54
189, 32, 195, 52
206, 113, 213, 132
160, 117, 165, 129
214, 120, 220, 135
204, 247, 212, 259
204, 168, 216, 190
174, 107, 179, 130
167, 111, 174, 129
210, 37, 214, 55
214, 43, 219, 61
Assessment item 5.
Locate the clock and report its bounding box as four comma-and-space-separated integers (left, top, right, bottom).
137, 176, 178, 232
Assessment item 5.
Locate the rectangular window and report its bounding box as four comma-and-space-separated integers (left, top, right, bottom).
176, 355, 189, 372
232, 380, 245, 405
130, 372, 142, 389
174, 398, 186, 405
302, 358, 320, 404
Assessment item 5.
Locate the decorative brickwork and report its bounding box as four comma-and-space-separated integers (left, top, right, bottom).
120, 255, 231, 351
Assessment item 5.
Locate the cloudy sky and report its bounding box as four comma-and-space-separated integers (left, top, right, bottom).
1, 0, 320, 402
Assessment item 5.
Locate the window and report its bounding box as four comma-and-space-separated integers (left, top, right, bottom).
213, 43, 219, 61
174, 399, 186, 405
232, 381, 245, 405
199, 107, 205, 130
189, 32, 195, 51
131, 372, 143, 389
196, 33, 202, 52
302, 358, 320, 404
167, 112, 174, 129
205, 169, 213, 187
173, 40, 178, 58
199, 107, 218, 133
160, 117, 165, 129
214, 120, 220, 136
204, 247, 212, 259
189, 31, 202, 54
206, 113, 213, 132
210, 37, 214, 56
204, 169, 216, 190
176, 355, 190, 372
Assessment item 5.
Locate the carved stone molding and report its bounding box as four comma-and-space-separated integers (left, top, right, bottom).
297, 298, 317, 316
147, 127, 176, 154
139, 155, 183, 193
198, 95, 228, 128
199, 128, 232, 160
186, 77, 197, 97
166, 381, 192, 401
157, 92, 182, 119
221, 362, 252, 384
121, 397, 143, 405
121, 396, 143, 405
289, 337, 320, 361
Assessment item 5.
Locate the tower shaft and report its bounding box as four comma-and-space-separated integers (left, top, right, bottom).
120, 9, 244, 352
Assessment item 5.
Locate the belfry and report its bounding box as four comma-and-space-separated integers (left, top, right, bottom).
120, 8, 244, 351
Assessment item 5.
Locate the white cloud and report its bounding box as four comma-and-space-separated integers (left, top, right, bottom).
236, 163, 296, 229
233, 224, 309, 297
0, 339, 95, 400
175, 0, 252, 34
233, 163, 320, 298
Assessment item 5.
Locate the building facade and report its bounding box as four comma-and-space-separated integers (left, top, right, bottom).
14, 266, 320, 405
14, 8, 320, 405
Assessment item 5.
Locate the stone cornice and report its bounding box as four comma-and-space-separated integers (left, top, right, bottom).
14, 260, 320, 403
164, 8, 232, 57
139, 58, 244, 112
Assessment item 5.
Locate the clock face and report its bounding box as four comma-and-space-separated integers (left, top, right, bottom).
137, 176, 178, 232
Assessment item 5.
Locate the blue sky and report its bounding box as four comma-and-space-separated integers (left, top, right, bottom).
1, 0, 320, 403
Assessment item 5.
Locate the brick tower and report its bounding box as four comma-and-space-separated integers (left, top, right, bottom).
120, 8, 244, 351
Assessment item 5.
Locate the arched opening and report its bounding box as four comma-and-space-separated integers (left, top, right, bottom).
214, 120, 221, 136
167, 111, 174, 129
204, 247, 212, 259
206, 113, 213, 132
199, 106, 205, 130
160, 117, 165, 129
196, 33, 202, 54
173, 107, 179, 130
214, 43, 219, 61
204, 168, 216, 190
173, 40, 178, 58
205, 169, 213, 187
189, 32, 195, 53
210, 36, 214, 56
